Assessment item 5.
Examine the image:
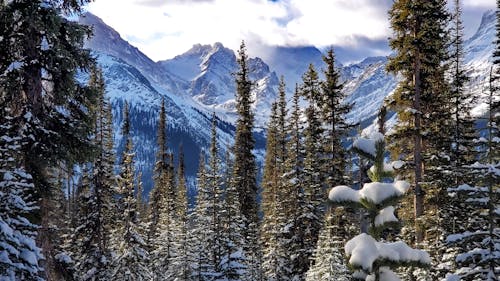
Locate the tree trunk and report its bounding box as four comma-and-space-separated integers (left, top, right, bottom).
413, 27, 424, 243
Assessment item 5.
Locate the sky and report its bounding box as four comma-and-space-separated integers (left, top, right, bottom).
85, 0, 496, 64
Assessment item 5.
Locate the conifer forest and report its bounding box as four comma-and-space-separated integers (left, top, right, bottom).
0, 0, 499, 280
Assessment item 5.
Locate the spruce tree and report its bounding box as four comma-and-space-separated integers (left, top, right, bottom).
231, 41, 261, 280
0, 117, 44, 280
261, 77, 290, 281
261, 102, 282, 281
111, 102, 152, 281
0, 1, 96, 277
283, 85, 305, 281
191, 114, 225, 280
444, 81, 500, 280
149, 99, 169, 244
149, 99, 180, 279
321, 47, 353, 187
170, 145, 191, 281
192, 151, 217, 280
208, 114, 225, 276
329, 132, 431, 280
387, 0, 450, 243
305, 208, 350, 281
294, 64, 324, 279
220, 153, 247, 281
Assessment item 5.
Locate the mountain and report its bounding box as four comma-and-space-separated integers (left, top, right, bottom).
78, 10, 496, 194
257, 45, 325, 89
159, 43, 280, 127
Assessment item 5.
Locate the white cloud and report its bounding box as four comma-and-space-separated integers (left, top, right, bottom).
463, 0, 495, 8
86, 0, 494, 61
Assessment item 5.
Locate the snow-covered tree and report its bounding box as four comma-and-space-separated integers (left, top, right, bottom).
0, 118, 43, 280
329, 133, 431, 280
282, 85, 305, 281
305, 208, 350, 281
444, 70, 500, 281
220, 152, 247, 281
294, 64, 325, 280
111, 102, 152, 281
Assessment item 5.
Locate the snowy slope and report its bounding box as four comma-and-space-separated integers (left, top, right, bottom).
94, 53, 235, 195
78, 10, 497, 194
463, 10, 496, 116
159, 42, 279, 127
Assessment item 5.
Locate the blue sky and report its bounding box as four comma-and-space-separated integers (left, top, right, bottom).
86, 0, 495, 63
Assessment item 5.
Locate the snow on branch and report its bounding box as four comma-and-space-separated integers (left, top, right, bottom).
329, 181, 410, 207
345, 233, 431, 272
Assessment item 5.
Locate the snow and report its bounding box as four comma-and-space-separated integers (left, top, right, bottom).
391, 160, 405, 169
329, 181, 410, 205
366, 267, 401, 281
55, 253, 73, 264
345, 233, 431, 271
369, 161, 404, 174
375, 206, 398, 227
344, 233, 379, 271
353, 132, 384, 157
20, 249, 38, 266
328, 185, 360, 203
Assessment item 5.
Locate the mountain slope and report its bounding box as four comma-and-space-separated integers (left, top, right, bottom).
78, 10, 497, 194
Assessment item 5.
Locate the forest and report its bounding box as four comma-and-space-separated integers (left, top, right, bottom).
0, 0, 498, 280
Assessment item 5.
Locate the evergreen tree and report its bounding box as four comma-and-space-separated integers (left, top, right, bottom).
305, 208, 350, 281
46, 169, 75, 280
71, 165, 110, 281
330, 132, 431, 280
149, 99, 179, 279
207, 114, 224, 276
387, 0, 450, 243
0, 1, 96, 277
435, 1, 478, 277
444, 84, 499, 280
0, 117, 44, 280
294, 64, 324, 279
149, 99, 169, 244
220, 152, 247, 281
261, 77, 291, 281
231, 41, 261, 280
111, 102, 152, 281
283, 85, 305, 281
320, 47, 353, 187
170, 145, 191, 281
192, 152, 217, 280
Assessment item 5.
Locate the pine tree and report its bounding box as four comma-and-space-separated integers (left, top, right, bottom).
231, 41, 261, 280
149, 99, 169, 244
170, 145, 191, 281
0, 1, 97, 277
0, 117, 44, 280
220, 153, 247, 281
70, 165, 111, 281
207, 114, 224, 276
320, 47, 353, 187
294, 64, 324, 279
330, 132, 431, 280
283, 85, 305, 281
435, 1, 478, 277
192, 151, 218, 280
444, 82, 500, 280
261, 101, 283, 281
45, 169, 75, 280
149, 99, 179, 279
386, 0, 450, 243
261, 77, 292, 281
305, 208, 350, 281
111, 102, 152, 280
64, 67, 116, 281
